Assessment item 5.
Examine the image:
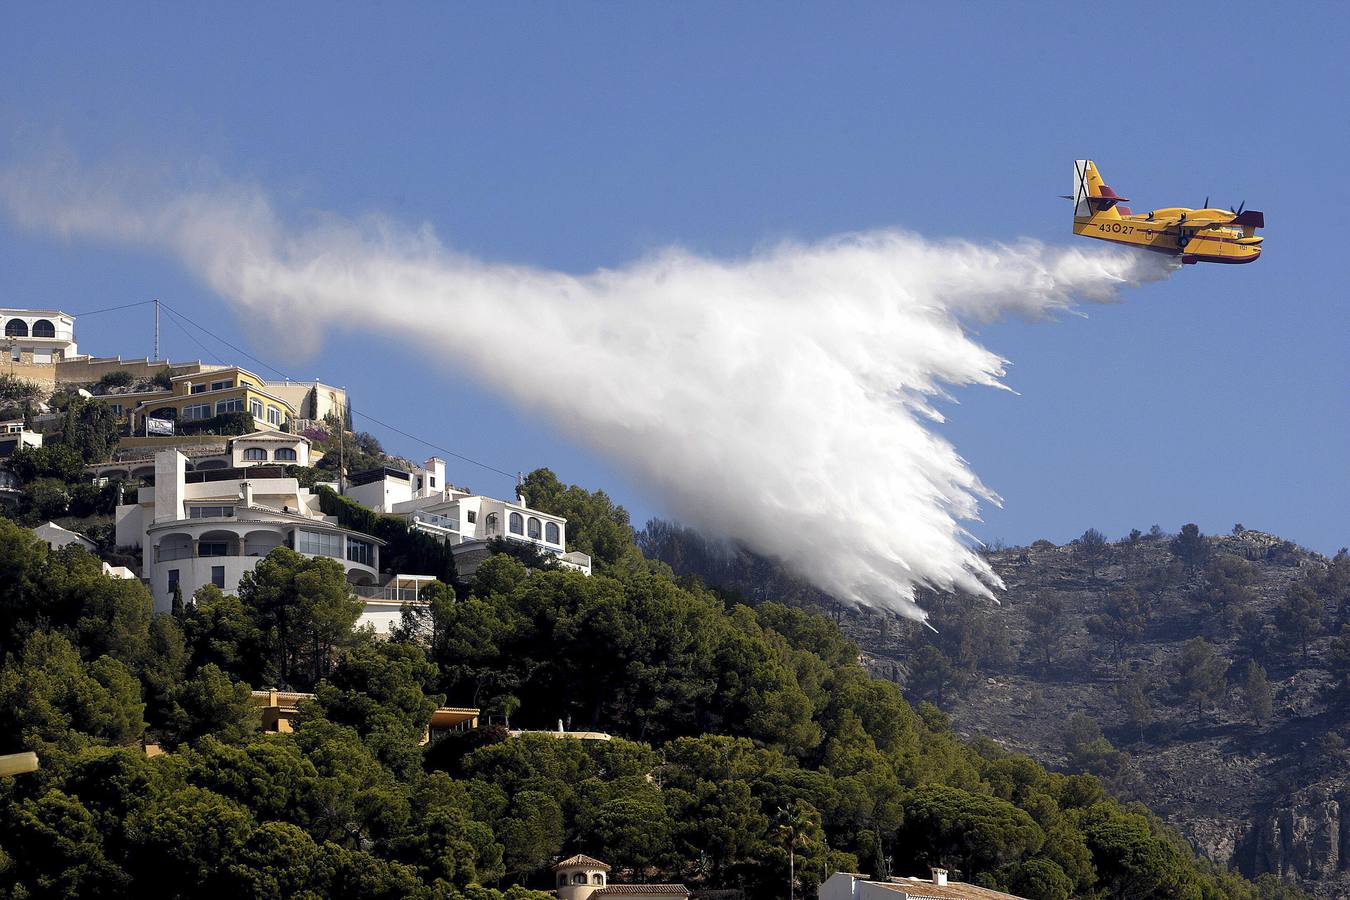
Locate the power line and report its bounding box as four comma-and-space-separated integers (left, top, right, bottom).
159, 305, 223, 366
70, 299, 157, 317
340, 403, 518, 480
154, 300, 518, 482
158, 300, 289, 378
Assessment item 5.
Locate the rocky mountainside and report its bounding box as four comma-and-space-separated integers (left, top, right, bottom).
639, 522, 1350, 898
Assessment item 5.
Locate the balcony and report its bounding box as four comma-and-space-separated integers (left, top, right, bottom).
351, 573, 439, 603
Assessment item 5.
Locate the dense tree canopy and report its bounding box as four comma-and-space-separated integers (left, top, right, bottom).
0, 485, 1299, 900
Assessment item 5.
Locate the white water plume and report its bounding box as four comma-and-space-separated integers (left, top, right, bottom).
0, 161, 1175, 622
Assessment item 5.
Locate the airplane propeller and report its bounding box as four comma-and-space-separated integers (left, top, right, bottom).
1228, 201, 1246, 215
1203, 196, 1210, 209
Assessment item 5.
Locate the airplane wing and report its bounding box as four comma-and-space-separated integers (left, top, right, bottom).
1178, 212, 1236, 227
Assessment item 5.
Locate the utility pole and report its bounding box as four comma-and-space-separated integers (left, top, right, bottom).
338, 401, 346, 495
153, 298, 160, 360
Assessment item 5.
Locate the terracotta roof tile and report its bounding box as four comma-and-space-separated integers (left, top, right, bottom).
592, 886, 689, 896
553, 855, 612, 871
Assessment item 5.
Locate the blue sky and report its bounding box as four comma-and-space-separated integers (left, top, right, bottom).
1, 3, 1345, 553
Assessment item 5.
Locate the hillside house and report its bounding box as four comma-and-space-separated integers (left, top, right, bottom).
259, 378, 347, 428
0, 420, 43, 457
88, 430, 317, 486
345, 459, 592, 577
32, 522, 137, 579
114, 448, 432, 617
820, 870, 1028, 900
251, 689, 478, 739
0, 309, 78, 364
90, 365, 298, 436
552, 855, 688, 900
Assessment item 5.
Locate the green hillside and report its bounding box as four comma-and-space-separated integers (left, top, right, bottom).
0, 472, 1303, 899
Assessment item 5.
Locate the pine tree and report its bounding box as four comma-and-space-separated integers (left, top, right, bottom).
1117, 670, 1154, 740
1170, 523, 1209, 569
1170, 638, 1228, 719
1242, 660, 1274, 726
1277, 582, 1323, 663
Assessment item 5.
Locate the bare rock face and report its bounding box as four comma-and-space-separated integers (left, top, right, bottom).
1255, 783, 1347, 883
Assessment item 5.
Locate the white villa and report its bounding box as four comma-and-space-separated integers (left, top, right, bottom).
32, 522, 137, 579
820, 870, 1028, 900
0, 420, 43, 458
88, 430, 314, 485
0, 421, 42, 511
0, 309, 78, 364
114, 448, 432, 623
345, 458, 592, 577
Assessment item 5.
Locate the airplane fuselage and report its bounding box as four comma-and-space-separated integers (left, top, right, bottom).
1073, 210, 1262, 265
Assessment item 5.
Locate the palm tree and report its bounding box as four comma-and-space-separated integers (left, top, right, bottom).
777, 803, 811, 900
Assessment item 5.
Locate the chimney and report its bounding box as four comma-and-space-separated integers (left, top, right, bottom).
930, 868, 947, 887
154, 450, 187, 523
241, 480, 254, 509
425, 457, 445, 495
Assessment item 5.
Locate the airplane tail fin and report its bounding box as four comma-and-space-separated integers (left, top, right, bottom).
1072, 160, 1127, 218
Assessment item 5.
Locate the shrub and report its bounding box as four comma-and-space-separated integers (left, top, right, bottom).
24, 477, 72, 520
176, 412, 256, 437
95, 370, 135, 391
8, 445, 86, 483
151, 369, 174, 390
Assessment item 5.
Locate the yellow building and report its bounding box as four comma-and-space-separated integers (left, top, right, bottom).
92, 366, 298, 435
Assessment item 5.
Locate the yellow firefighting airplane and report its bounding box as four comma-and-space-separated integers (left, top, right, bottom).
1065, 160, 1264, 264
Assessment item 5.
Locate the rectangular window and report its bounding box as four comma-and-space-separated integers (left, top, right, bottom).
216, 398, 244, 415
466, 510, 476, 524
346, 538, 375, 567
110, 403, 122, 415
267, 406, 281, 426
210, 380, 233, 391
167, 569, 179, 594
190, 383, 206, 394
188, 505, 235, 518
211, 565, 225, 588
198, 542, 229, 557
182, 403, 211, 421
430, 476, 436, 488
249, 398, 264, 418
10, 348, 19, 362
296, 530, 343, 558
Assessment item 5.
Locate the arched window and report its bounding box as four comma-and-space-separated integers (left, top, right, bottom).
573, 874, 586, 885
509, 512, 523, 535
274, 447, 297, 461
527, 517, 541, 539
592, 874, 603, 885
545, 522, 560, 544
4, 320, 27, 337
243, 448, 266, 461
31, 319, 55, 338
